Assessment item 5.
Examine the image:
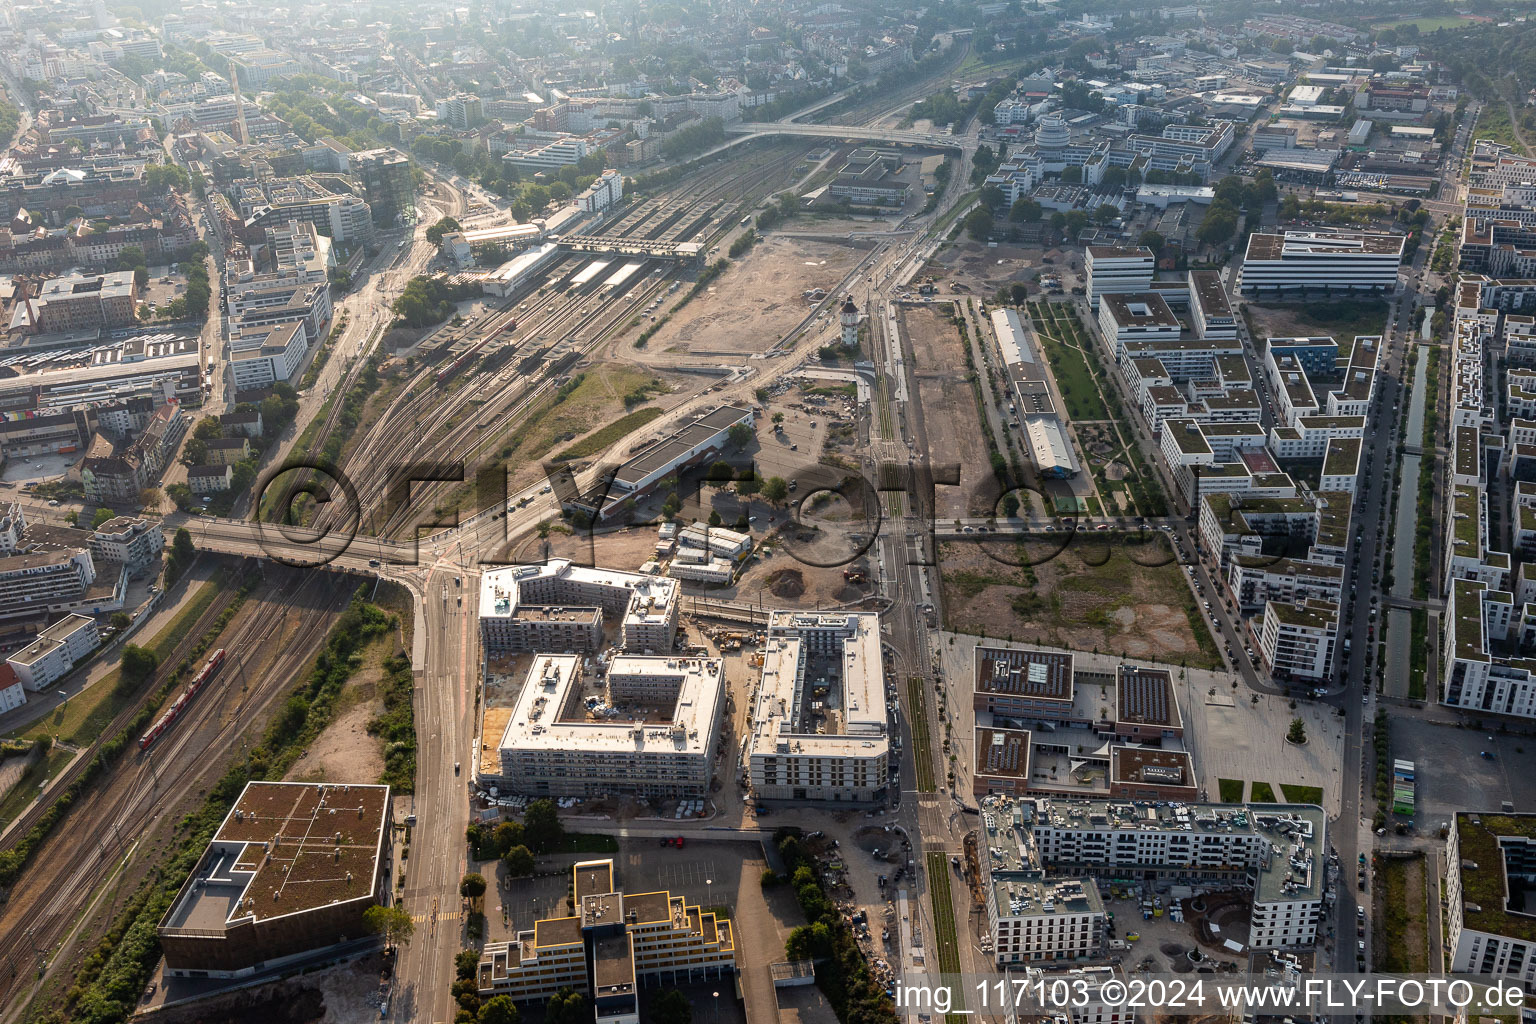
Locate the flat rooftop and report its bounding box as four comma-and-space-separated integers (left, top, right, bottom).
974, 727, 1032, 783
1030, 799, 1327, 902
496, 653, 724, 757
747, 612, 887, 760
1110, 747, 1195, 788
974, 646, 1074, 702
161, 781, 388, 933
1116, 666, 1182, 730
1246, 229, 1407, 260
613, 404, 752, 488
1101, 291, 1180, 329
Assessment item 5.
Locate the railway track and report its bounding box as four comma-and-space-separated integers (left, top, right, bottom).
0, 567, 249, 856
0, 569, 349, 1014
301, 150, 808, 539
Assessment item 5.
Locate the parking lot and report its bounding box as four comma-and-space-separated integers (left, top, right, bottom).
1390, 714, 1536, 827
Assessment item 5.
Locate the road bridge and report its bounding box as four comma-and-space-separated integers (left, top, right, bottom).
723, 121, 968, 150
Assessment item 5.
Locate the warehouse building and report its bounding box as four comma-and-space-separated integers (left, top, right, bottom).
569, 405, 753, 521
158, 781, 391, 978
990, 309, 1079, 478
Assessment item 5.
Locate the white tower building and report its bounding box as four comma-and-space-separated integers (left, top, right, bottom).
840, 296, 860, 348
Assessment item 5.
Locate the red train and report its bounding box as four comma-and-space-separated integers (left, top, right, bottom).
139, 648, 226, 751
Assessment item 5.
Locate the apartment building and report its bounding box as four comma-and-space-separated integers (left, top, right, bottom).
1445, 812, 1536, 994
1238, 230, 1405, 295
745, 611, 889, 804
989, 872, 1107, 965
1257, 598, 1339, 683
0, 543, 99, 621
6, 613, 100, 690
477, 859, 735, 1002
34, 270, 138, 332
479, 561, 679, 655
88, 515, 163, 574
1026, 798, 1326, 950
486, 653, 724, 798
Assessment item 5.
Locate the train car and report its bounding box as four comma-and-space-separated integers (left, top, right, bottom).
139, 648, 227, 751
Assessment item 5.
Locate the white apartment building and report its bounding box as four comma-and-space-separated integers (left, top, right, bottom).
1084, 246, 1155, 307
1024, 798, 1326, 950
488, 653, 725, 798
989, 875, 1106, 964
1238, 230, 1406, 295
745, 612, 889, 803
0, 546, 98, 621
479, 561, 679, 655
0, 665, 23, 713
578, 169, 624, 213
1446, 812, 1536, 994
89, 516, 164, 574
7, 613, 101, 690
1257, 599, 1338, 683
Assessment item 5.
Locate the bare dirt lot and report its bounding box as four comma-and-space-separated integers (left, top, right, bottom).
904, 303, 995, 518
283, 639, 388, 786
634, 236, 864, 359
937, 534, 1220, 667
928, 240, 1058, 297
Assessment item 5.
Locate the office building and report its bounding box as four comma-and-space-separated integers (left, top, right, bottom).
1084, 246, 1154, 307
1188, 270, 1237, 340
745, 612, 889, 804
476, 859, 735, 1001
6, 613, 100, 690
479, 560, 679, 655
353, 149, 413, 226
1098, 293, 1181, 349
484, 653, 725, 798
158, 782, 391, 978
1238, 230, 1405, 295
229, 320, 308, 392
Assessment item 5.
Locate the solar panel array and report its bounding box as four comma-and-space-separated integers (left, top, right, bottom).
1118, 667, 1174, 725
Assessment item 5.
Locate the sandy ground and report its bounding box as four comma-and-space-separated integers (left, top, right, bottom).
905, 304, 996, 518
929, 240, 1065, 297
937, 535, 1219, 667
284, 645, 387, 787
634, 236, 864, 360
